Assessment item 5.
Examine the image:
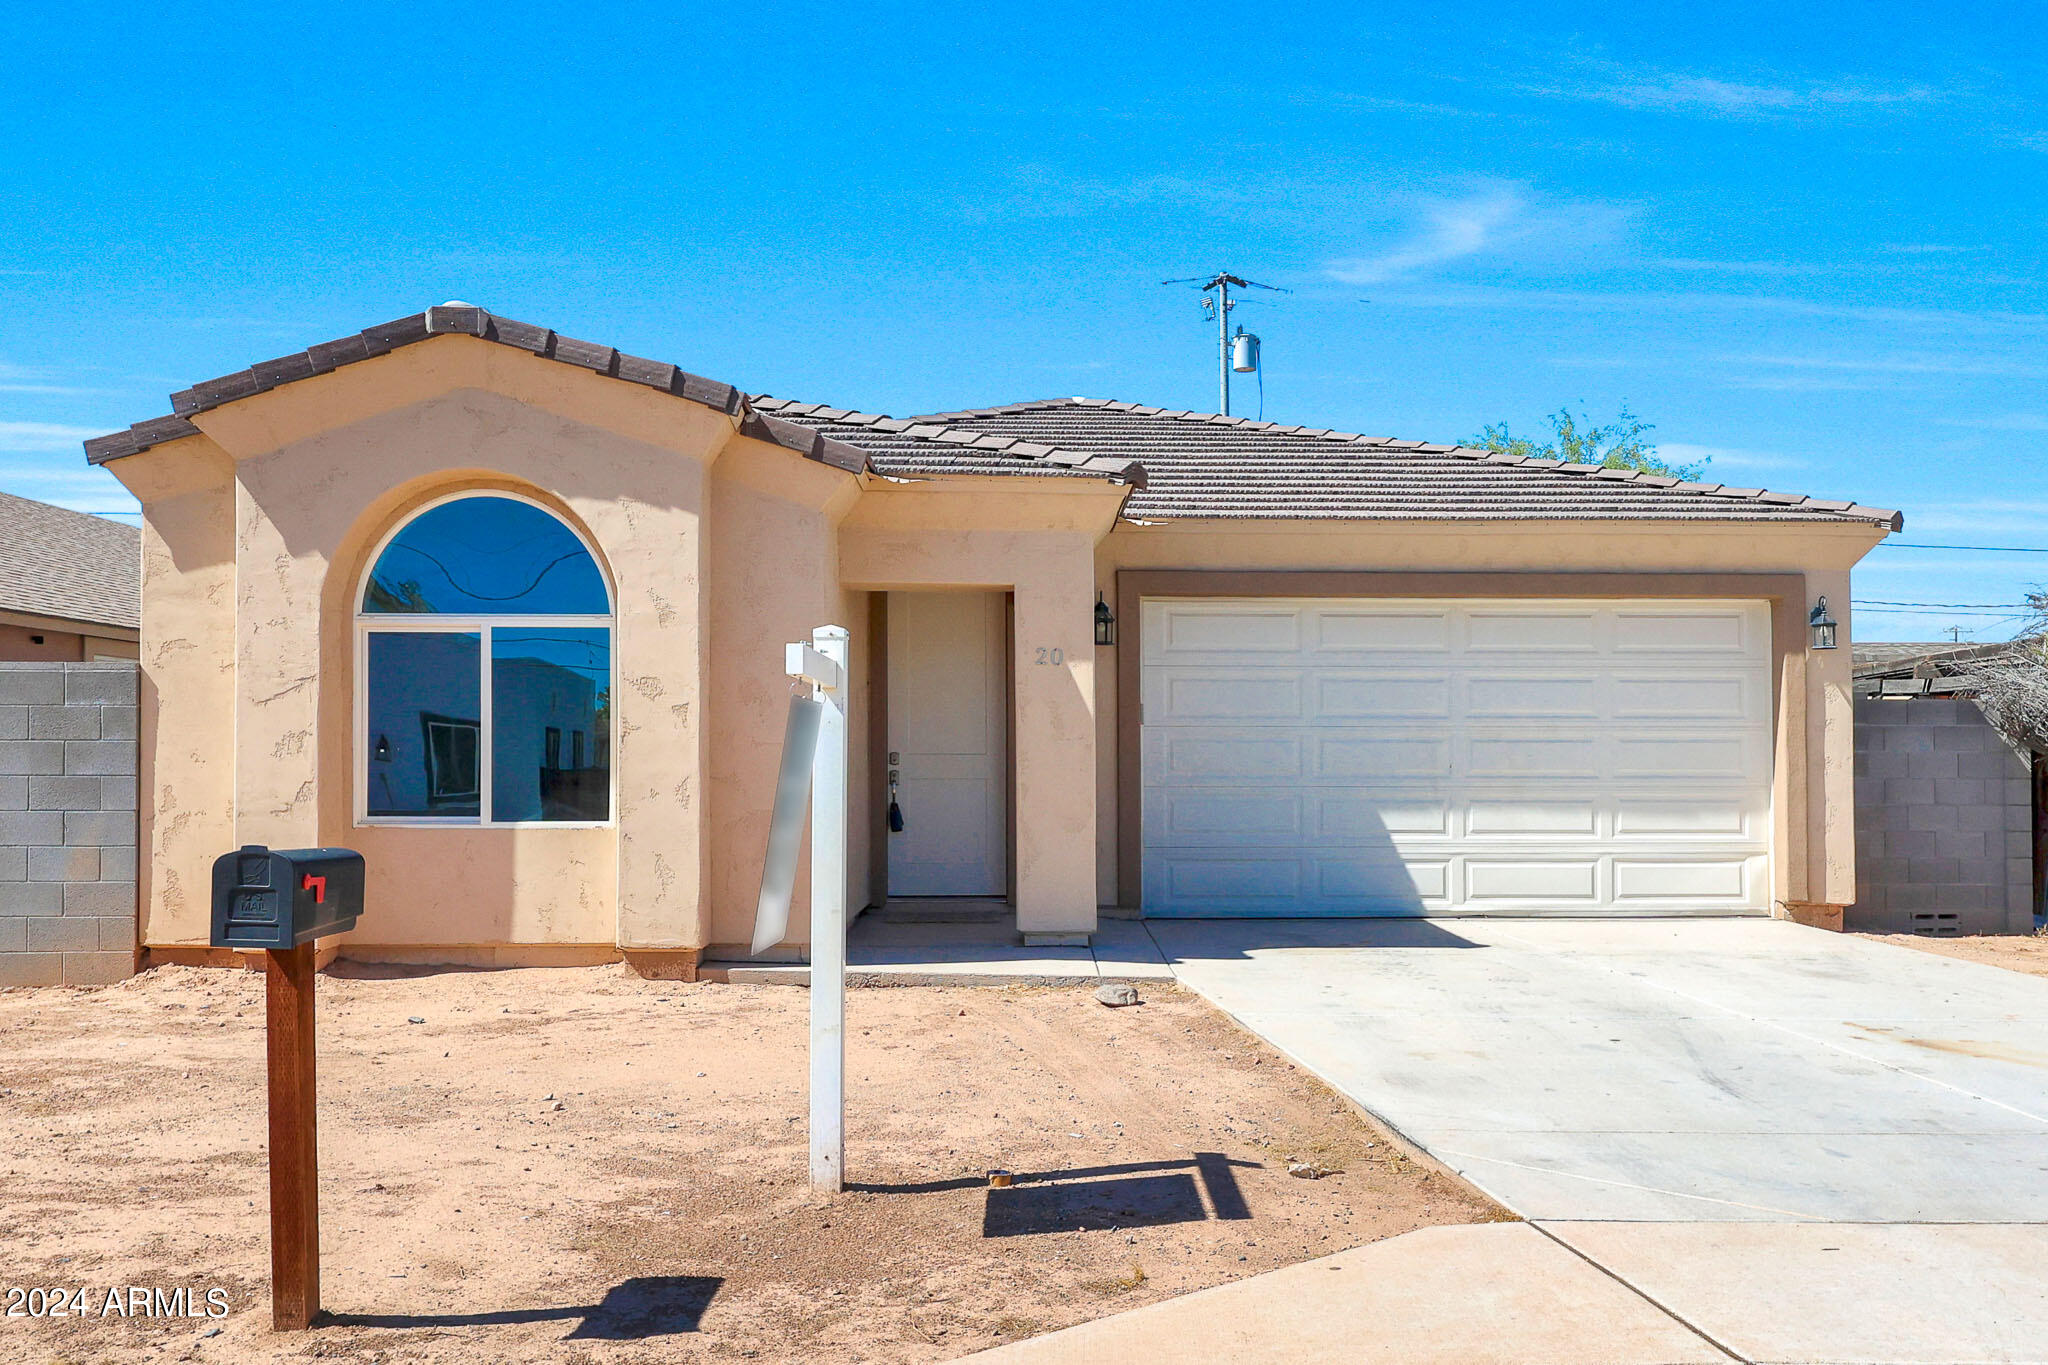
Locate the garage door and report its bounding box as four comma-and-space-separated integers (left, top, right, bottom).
1140, 598, 1773, 917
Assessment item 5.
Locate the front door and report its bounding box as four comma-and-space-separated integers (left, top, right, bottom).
887, 592, 1008, 897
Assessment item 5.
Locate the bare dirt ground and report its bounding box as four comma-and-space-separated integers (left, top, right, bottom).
0, 965, 1500, 1364
1873, 929, 2048, 979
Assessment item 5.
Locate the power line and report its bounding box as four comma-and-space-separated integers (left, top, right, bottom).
1871, 542, 2048, 553
1853, 599, 2037, 609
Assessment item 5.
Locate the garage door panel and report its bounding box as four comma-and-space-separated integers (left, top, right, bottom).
1318, 795, 1452, 838
1612, 858, 1755, 902
1466, 675, 1601, 718
1140, 598, 1772, 917
1314, 674, 1453, 719
1319, 857, 1447, 904
1156, 854, 1303, 903
1314, 609, 1453, 653
1154, 670, 1306, 722
1612, 609, 1753, 654
1146, 732, 1303, 782
1612, 734, 1756, 782
1465, 734, 1602, 779
1152, 605, 1301, 659
1465, 610, 1599, 652
1614, 799, 1756, 838
1151, 789, 1303, 842
1465, 859, 1601, 901
1613, 674, 1754, 720
1466, 799, 1601, 836
1316, 734, 1450, 779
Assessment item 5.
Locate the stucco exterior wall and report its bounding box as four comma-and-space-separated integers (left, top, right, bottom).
0, 622, 139, 662
706, 437, 865, 956
107, 331, 1886, 955
111, 338, 744, 956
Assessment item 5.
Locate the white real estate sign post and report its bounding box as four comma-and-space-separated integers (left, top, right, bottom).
787, 626, 849, 1191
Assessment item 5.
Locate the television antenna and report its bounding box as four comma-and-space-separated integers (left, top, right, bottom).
1162, 272, 1289, 416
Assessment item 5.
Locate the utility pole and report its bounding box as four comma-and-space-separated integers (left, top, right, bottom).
1162, 271, 1288, 417
1213, 274, 1237, 415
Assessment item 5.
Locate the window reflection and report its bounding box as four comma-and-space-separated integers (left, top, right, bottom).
362, 496, 609, 615
365, 633, 481, 817
492, 629, 611, 822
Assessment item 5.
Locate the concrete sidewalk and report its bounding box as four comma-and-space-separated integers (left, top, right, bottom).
956, 1222, 1732, 1364
958, 1220, 2048, 1365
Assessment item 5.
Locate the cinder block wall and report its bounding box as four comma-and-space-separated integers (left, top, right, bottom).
0, 662, 138, 985
1852, 695, 2036, 935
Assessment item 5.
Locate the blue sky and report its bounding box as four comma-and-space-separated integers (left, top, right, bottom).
5, 2, 2044, 641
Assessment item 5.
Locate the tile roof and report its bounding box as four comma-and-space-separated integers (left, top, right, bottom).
746, 398, 1142, 484
799, 398, 1898, 527
0, 492, 138, 630
79, 308, 1898, 529
79, 307, 1140, 490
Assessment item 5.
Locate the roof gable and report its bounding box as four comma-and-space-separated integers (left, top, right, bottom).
80, 309, 1142, 491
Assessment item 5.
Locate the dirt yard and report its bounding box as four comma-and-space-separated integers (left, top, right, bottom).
0, 965, 1499, 1364
1874, 930, 2048, 979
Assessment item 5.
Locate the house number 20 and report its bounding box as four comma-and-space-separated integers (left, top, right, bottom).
1033, 646, 1065, 665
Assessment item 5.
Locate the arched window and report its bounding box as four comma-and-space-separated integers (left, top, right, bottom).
357, 494, 613, 826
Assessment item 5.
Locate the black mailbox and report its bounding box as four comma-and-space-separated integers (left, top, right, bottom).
210, 845, 365, 949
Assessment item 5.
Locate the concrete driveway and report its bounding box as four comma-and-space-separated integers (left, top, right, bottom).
1146, 917, 2048, 1222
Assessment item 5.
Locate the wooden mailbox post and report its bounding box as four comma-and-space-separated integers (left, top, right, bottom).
211, 845, 365, 1330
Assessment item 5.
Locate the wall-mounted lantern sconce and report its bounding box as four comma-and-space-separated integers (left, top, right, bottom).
373, 734, 392, 762
1095, 592, 1117, 647
1809, 596, 1838, 651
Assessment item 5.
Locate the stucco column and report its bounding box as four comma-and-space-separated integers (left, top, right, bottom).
107, 440, 239, 946
1012, 543, 1099, 935
595, 464, 712, 956
232, 463, 326, 852
1808, 568, 1856, 922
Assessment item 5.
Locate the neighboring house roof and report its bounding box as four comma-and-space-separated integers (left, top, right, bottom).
1852, 641, 1981, 672
784, 397, 1901, 526
0, 492, 139, 631
79, 306, 1143, 489
1853, 637, 2044, 703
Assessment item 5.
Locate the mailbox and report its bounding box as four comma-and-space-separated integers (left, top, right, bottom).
211, 845, 365, 949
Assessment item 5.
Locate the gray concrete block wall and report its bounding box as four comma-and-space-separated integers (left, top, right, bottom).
0, 663, 138, 986
1852, 695, 2037, 935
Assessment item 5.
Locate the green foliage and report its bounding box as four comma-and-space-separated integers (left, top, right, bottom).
1467, 402, 1707, 482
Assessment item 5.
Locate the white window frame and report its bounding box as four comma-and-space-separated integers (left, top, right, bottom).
354, 491, 617, 830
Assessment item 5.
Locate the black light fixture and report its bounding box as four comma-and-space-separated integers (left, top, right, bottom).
1095, 592, 1117, 647
1809, 596, 1838, 651
373, 734, 392, 762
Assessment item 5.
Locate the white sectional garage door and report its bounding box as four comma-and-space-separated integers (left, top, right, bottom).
1140, 599, 1773, 917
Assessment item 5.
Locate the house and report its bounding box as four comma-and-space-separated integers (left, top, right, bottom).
1851, 641, 2043, 934
82, 305, 1898, 973
0, 492, 139, 661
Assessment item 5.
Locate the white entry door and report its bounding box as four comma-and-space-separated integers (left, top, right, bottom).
1141, 598, 1773, 917
887, 592, 1008, 897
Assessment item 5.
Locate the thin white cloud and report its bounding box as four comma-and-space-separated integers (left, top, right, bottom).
1326, 186, 1628, 286
0, 456, 139, 518
1729, 352, 2044, 378
1939, 413, 2048, 431
1658, 442, 1806, 474
1294, 90, 1493, 120
1525, 59, 1939, 120
0, 421, 109, 453
1361, 283, 2048, 330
